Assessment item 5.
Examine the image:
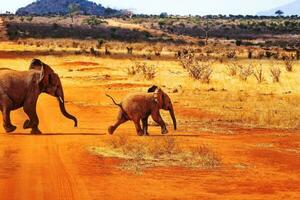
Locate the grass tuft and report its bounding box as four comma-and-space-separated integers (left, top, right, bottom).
90, 136, 221, 174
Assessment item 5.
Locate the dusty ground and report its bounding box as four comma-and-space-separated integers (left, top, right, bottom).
0, 44, 299, 200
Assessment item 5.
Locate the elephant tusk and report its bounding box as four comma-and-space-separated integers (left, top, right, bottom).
58, 96, 64, 103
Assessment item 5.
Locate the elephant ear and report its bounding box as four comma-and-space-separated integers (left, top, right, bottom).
153, 88, 170, 110
148, 85, 158, 93
29, 59, 54, 73
156, 88, 166, 108
29, 59, 55, 90
149, 86, 164, 107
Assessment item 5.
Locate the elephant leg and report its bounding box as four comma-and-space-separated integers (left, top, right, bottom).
2, 108, 16, 133
108, 112, 128, 135
0, 96, 16, 133
133, 119, 144, 136
151, 111, 168, 135
23, 106, 41, 134
142, 117, 149, 136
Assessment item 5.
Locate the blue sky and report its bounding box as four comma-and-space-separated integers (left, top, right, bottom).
0, 0, 295, 15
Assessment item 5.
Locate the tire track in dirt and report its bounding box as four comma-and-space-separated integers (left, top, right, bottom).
0, 135, 91, 200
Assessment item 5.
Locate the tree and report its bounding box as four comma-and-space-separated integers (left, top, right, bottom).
275, 10, 284, 17
68, 3, 80, 23
121, 9, 133, 18
159, 12, 168, 18
200, 19, 212, 46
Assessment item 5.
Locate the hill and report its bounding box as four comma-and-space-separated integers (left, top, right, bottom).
16, 0, 120, 16
258, 0, 300, 16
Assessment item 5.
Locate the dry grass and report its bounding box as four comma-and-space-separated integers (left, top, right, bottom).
127, 61, 156, 80
90, 135, 221, 174
0, 41, 299, 129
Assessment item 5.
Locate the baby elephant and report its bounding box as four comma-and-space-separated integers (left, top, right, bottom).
106, 85, 177, 136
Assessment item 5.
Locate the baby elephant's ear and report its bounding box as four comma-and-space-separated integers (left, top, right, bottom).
29, 59, 43, 70
148, 85, 158, 93
29, 59, 54, 73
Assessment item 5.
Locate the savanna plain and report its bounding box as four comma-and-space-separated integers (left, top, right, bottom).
0, 16, 299, 200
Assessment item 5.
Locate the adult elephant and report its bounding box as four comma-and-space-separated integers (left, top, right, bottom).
0, 59, 77, 134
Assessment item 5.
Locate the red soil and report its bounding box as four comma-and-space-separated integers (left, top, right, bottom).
0, 86, 299, 200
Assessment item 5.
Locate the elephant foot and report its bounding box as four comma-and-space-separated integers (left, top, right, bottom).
23, 119, 31, 129
31, 128, 42, 135
137, 131, 144, 136
161, 128, 168, 135
108, 126, 115, 135
144, 132, 150, 136
5, 125, 17, 133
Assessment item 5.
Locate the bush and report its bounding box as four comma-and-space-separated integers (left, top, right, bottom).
8, 16, 14, 20
253, 64, 265, 83
158, 19, 166, 27
227, 50, 237, 59
187, 63, 213, 83
83, 16, 106, 27
226, 61, 240, 76
52, 23, 59, 30
248, 49, 253, 59
283, 57, 295, 72
127, 62, 156, 80
179, 55, 213, 83
26, 16, 33, 22
72, 42, 79, 48
235, 40, 242, 46
238, 64, 253, 81
142, 65, 157, 80
96, 38, 105, 49
270, 65, 281, 83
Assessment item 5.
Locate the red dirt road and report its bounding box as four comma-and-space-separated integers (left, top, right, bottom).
0, 92, 299, 200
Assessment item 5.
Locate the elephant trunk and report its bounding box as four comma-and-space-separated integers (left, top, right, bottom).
169, 104, 177, 130
56, 88, 78, 127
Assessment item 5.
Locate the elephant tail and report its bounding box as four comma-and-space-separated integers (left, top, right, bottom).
106, 94, 129, 119
106, 94, 122, 107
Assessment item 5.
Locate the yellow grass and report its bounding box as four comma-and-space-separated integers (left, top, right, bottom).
0, 41, 299, 129
90, 135, 221, 173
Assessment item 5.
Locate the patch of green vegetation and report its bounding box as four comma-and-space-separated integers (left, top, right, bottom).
83, 16, 107, 27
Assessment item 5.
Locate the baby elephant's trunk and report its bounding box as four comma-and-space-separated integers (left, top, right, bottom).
169, 104, 177, 130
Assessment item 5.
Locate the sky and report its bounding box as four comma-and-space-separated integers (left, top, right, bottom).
0, 0, 295, 15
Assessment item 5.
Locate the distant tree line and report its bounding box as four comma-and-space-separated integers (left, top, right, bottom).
130, 13, 300, 20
